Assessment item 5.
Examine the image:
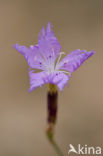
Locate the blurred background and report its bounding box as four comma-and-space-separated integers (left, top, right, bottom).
0, 0, 103, 156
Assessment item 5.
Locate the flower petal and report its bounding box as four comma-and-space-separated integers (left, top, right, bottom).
44, 72, 70, 91
29, 70, 70, 92
58, 49, 95, 73
29, 70, 47, 92
38, 22, 61, 60
13, 44, 29, 58
51, 72, 70, 91
14, 44, 44, 70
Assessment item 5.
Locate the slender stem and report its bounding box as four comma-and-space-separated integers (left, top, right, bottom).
46, 131, 64, 156
50, 139, 64, 156
46, 84, 64, 156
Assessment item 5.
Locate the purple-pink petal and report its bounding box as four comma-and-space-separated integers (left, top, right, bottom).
29, 70, 70, 92
51, 72, 70, 91
14, 44, 29, 58
38, 22, 61, 60
29, 71, 47, 92
14, 44, 44, 70
59, 49, 95, 73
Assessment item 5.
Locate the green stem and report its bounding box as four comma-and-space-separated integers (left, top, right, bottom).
46, 129, 64, 156
49, 138, 64, 156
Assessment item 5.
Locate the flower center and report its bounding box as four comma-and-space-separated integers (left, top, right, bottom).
41, 51, 71, 75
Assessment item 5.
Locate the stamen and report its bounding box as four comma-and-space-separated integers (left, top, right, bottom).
55, 52, 65, 70
60, 70, 71, 76
33, 50, 71, 76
